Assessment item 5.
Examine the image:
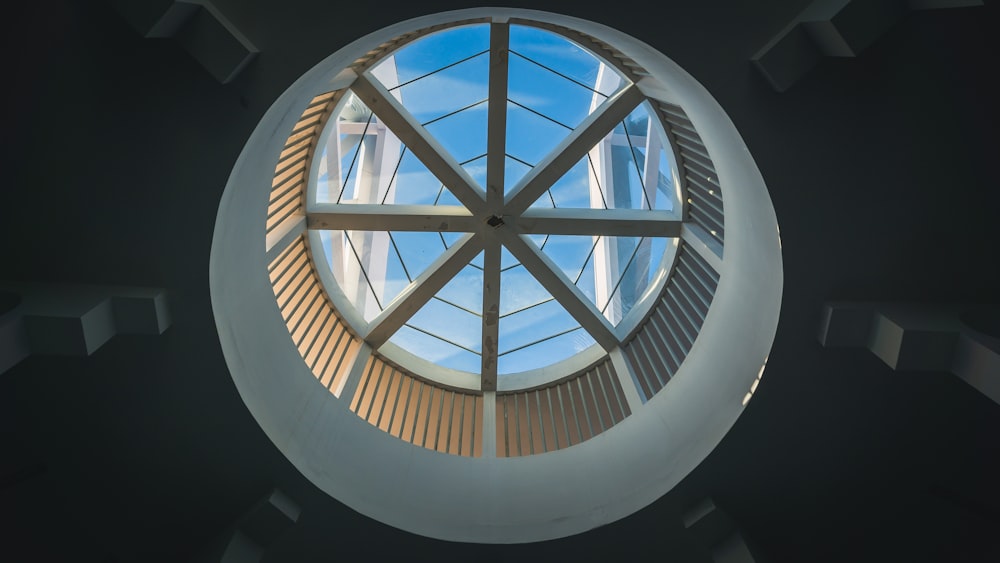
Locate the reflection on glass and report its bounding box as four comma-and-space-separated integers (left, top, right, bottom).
424, 103, 488, 165
509, 25, 621, 96
498, 329, 596, 375
374, 25, 490, 89
390, 263, 484, 374
310, 23, 678, 377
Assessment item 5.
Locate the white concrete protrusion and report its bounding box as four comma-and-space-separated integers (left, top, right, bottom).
0, 284, 171, 374
820, 302, 1000, 405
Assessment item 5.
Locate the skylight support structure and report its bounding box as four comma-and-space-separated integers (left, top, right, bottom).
504, 84, 644, 215
482, 21, 510, 390
350, 73, 489, 215
304, 22, 689, 386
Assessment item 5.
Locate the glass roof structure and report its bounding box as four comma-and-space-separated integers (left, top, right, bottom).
308, 23, 682, 387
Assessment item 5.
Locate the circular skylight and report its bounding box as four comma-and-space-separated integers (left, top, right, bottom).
212, 7, 781, 544
307, 23, 681, 385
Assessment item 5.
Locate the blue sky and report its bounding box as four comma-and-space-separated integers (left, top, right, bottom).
316, 24, 677, 375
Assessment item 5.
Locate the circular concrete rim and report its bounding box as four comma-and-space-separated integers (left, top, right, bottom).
210, 7, 782, 544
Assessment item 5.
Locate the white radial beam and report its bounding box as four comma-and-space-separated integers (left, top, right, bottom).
364, 233, 484, 348
494, 227, 619, 351
307, 204, 479, 232
512, 208, 682, 237
504, 84, 645, 214
486, 21, 509, 214
350, 73, 488, 215
481, 236, 501, 391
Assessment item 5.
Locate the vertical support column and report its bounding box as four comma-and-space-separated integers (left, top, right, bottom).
481, 391, 497, 458
336, 343, 372, 401
486, 19, 509, 214
609, 347, 645, 410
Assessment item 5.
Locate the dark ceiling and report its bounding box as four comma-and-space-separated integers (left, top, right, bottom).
2, 1, 999, 561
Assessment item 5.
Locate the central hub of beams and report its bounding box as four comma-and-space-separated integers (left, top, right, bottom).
486, 215, 505, 228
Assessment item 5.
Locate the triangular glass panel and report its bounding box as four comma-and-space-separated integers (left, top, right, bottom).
316, 230, 388, 323
462, 154, 488, 193
548, 155, 606, 209
391, 54, 488, 125
314, 93, 445, 206
385, 231, 450, 287
422, 102, 488, 166
372, 24, 491, 90
500, 264, 554, 317
389, 325, 482, 374
500, 245, 518, 270
540, 235, 601, 285
605, 236, 671, 324
389, 263, 484, 374
508, 52, 599, 131
509, 25, 624, 97
498, 276, 592, 374
572, 236, 671, 325
498, 327, 596, 375
504, 155, 533, 196
541, 101, 678, 211
505, 100, 571, 176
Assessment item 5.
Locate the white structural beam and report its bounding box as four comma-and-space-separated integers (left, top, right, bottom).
485, 22, 509, 214
505, 84, 644, 214
307, 204, 479, 232
514, 208, 682, 237
364, 233, 484, 348
681, 222, 724, 273
481, 237, 501, 391
495, 228, 618, 351
350, 73, 488, 215
265, 214, 305, 263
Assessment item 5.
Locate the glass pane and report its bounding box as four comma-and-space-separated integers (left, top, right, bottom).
441, 232, 463, 249
583, 236, 671, 325
591, 102, 679, 211
391, 325, 481, 374
422, 100, 489, 165
504, 155, 533, 195
393, 53, 489, 124
505, 100, 571, 172
541, 235, 600, 283
500, 245, 518, 270
405, 289, 481, 356
509, 25, 623, 97
500, 265, 553, 316
435, 264, 483, 315
462, 154, 488, 192
499, 299, 581, 358
318, 230, 383, 322
387, 149, 446, 205
374, 24, 490, 88
508, 53, 597, 130
605, 236, 670, 323
389, 231, 449, 282
548, 156, 606, 209
498, 329, 596, 375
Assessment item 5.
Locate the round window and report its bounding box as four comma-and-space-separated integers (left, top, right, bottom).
305, 22, 683, 389
212, 7, 781, 543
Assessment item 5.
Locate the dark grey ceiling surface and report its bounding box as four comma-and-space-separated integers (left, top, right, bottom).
1, 1, 998, 561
